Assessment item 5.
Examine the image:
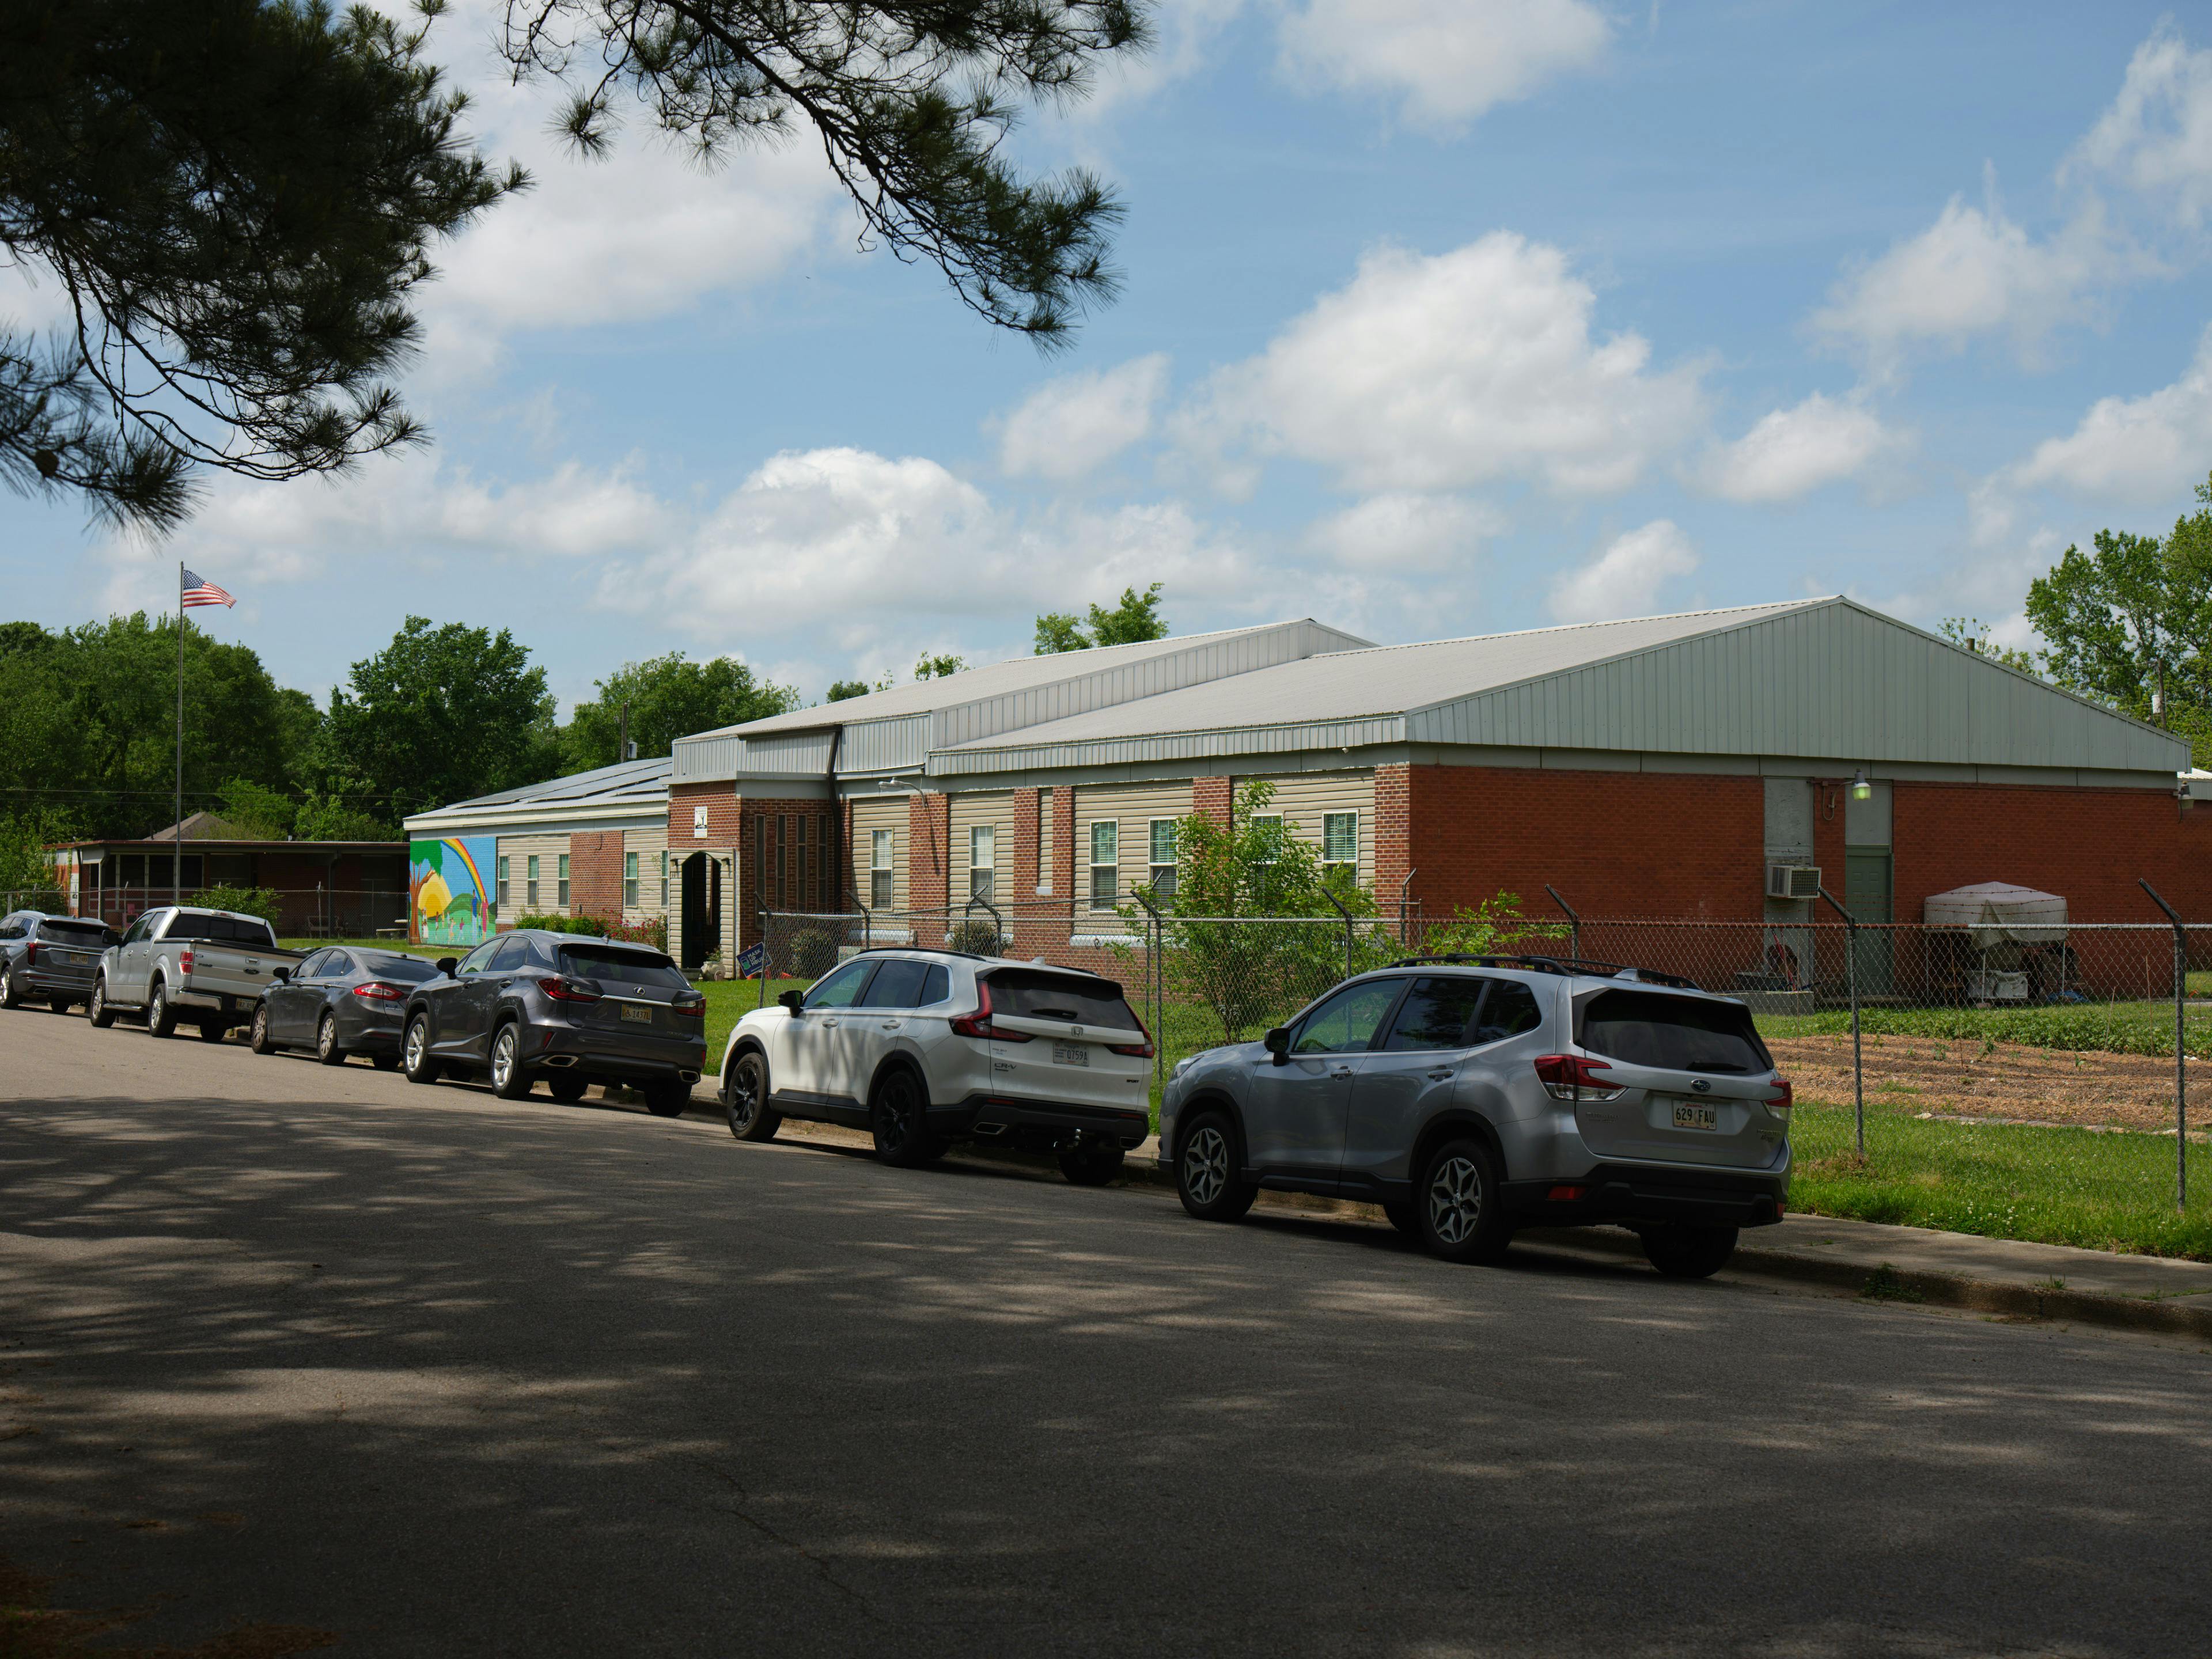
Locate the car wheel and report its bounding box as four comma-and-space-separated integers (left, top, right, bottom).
1059, 1141, 1125, 1186
1175, 1112, 1256, 1222
643, 1081, 690, 1118
371, 1052, 401, 1071
1416, 1138, 1512, 1266
48, 998, 71, 1016
315, 1012, 347, 1066
724, 1052, 780, 1142
196, 1018, 226, 1043
0, 964, 21, 1009
147, 980, 177, 1039
1641, 1223, 1738, 1280
869, 1069, 941, 1166
488, 1023, 533, 1100
403, 1014, 441, 1085
249, 1003, 277, 1055
88, 978, 115, 1029
1381, 1200, 1421, 1238
546, 1073, 589, 1103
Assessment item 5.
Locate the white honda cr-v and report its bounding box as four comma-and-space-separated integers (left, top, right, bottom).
717, 949, 1155, 1183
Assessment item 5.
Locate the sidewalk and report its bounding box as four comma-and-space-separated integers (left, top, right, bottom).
763, 1120, 2212, 1340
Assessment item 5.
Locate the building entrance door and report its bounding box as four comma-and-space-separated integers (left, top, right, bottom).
1846, 849, 1894, 997
681, 854, 709, 973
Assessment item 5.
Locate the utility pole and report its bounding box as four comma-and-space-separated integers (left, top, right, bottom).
174, 562, 184, 903
2156, 657, 2167, 728
619, 699, 632, 763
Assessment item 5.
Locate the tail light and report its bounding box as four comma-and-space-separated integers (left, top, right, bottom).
179, 948, 194, 974
1766, 1075, 1793, 1115
352, 982, 407, 1002
950, 980, 1031, 1043
1532, 1052, 1622, 1101
673, 998, 705, 1018
538, 976, 601, 1004
1108, 1010, 1154, 1059
21, 942, 36, 967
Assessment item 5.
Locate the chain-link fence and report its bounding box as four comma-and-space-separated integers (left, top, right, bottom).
760, 896, 2210, 1249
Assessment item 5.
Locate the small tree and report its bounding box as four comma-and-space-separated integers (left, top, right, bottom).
1035, 583, 1168, 654
197, 884, 281, 925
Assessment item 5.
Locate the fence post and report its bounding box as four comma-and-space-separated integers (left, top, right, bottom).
2139, 879, 2187, 1213
1817, 886, 1863, 1157
855, 898, 871, 956
1397, 869, 1417, 948
1321, 887, 1355, 982
1545, 885, 1581, 963
756, 899, 771, 1009
1130, 889, 1165, 1100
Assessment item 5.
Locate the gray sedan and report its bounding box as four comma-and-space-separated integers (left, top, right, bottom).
249, 946, 443, 1067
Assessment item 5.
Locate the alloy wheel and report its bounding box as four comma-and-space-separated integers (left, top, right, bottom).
405, 1018, 427, 1073
491, 1027, 516, 1090
728, 1064, 760, 1132
1426, 1155, 1484, 1246
1183, 1126, 1228, 1208
317, 1015, 337, 1061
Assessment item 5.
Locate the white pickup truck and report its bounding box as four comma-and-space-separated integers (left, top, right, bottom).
90, 906, 307, 1042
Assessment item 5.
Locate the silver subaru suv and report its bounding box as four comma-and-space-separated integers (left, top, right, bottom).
1157, 955, 1793, 1278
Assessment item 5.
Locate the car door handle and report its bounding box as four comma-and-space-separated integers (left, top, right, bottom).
821, 1017, 838, 1027
1330, 1066, 1354, 1079
880, 1020, 901, 1030
1426, 1069, 1453, 1081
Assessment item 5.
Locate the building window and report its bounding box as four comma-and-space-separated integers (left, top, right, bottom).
623, 851, 639, 910
1036, 792, 1054, 896
969, 824, 995, 902
1322, 812, 1358, 880
527, 854, 540, 907
1148, 819, 1178, 899
795, 815, 809, 910
817, 815, 831, 908
1089, 821, 1118, 909
870, 828, 894, 911
1248, 813, 1283, 865
557, 853, 571, 907
497, 855, 510, 906
659, 850, 669, 908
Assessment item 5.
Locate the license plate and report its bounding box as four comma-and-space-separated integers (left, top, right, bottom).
619, 1003, 653, 1024
1052, 1041, 1090, 1067
1672, 1102, 1719, 1131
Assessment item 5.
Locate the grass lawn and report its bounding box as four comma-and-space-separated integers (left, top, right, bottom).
1788, 1099, 2212, 1260
699, 977, 806, 1067
1756, 999, 2212, 1060
279, 936, 445, 958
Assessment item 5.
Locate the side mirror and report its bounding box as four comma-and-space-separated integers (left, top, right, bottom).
272, 966, 291, 982
778, 989, 806, 1014
436, 957, 459, 978
1263, 1026, 1291, 1066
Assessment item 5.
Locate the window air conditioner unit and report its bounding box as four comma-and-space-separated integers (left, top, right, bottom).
1766, 863, 1821, 901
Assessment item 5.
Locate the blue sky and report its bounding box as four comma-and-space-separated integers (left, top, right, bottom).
11, 1, 2212, 715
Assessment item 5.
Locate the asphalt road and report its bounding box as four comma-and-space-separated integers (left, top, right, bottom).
3, 1006, 2209, 1658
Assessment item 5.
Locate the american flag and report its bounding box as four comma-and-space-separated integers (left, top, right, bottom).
180, 568, 235, 609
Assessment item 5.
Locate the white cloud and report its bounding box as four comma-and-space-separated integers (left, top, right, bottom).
2073, 22, 2212, 228
1278, 0, 1610, 128
1692, 393, 1905, 502
1549, 520, 1698, 623
1187, 233, 1706, 497
1995, 325, 2212, 502
1306, 493, 1503, 570
995, 354, 1170, 479
1080, 0, 1249, 113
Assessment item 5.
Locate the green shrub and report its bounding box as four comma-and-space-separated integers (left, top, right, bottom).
514, 911, 601, 935
947, 918, 1006, 956
197, 884, 281, 924
787, 926, 836, 977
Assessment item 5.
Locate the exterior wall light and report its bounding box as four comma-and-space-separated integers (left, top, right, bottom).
1850, 770, 1873, 802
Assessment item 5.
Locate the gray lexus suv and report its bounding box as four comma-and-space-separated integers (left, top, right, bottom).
1158, 955, 1792, 1278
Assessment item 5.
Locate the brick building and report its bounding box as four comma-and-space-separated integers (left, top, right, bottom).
55, 812, 407, 935
412, 599, 2210, 976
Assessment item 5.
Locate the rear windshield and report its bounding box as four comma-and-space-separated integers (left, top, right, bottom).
38, 919, 114, 944
363, 955, 440, 984
558, 944, 688, 988
165, 913, 276, 946
1578, 989, 1771, 1075
986, 969, 1142, 1031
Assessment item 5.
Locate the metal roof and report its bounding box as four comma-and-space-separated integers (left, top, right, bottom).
426, 756, 673, 814
929, 598, 2193, 777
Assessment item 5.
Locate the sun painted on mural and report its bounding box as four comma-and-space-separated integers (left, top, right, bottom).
410, 836, 495, 947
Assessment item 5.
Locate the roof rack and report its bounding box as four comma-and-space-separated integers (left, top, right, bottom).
1382, 953, 1699, 991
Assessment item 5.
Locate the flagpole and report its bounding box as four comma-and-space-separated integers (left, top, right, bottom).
175, 560, 184, 904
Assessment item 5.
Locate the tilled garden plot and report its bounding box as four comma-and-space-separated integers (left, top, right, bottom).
1766, 1032, 2207, 1135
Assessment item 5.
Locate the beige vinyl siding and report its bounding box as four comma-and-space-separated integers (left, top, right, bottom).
948, 790, 1012, 908
1073, 780, 1194, 904
849, 796, 907, 914
1253, 771, 1376, 888
499, 833, 571, 918
623, 827, 668, 922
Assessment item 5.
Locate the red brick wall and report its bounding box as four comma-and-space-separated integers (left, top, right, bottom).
668, 781, 742, 849
1374, 764, 1411, 920
1406, 764, 1766, 922
1050, 786, 1076, 901
734, 796, 837, 946
569, 831, 623, 919
1193, 776, 1233, 826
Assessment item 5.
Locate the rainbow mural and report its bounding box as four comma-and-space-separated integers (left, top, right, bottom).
410, 836, 496, 948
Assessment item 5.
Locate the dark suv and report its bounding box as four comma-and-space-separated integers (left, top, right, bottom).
1, 911, 120, 1013
399, 929, 707, 1116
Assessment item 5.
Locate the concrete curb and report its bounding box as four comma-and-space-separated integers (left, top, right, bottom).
757, 1118, 2212, 1343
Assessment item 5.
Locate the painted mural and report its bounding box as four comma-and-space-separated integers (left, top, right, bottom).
410, 836, 495, 947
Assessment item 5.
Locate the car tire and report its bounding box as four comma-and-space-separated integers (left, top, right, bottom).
488, 1022, 533, 1100
147, 980, 177, 1039
196, 1019, 226, 1043
1059, 1142, 1125, 1186
371, 1052, 401, 1072
547, 1073, 589, 1103
1381, 1200, 1421, 1238
643, 1081, 689, 1118
724, 1051, 780, 1142
249, 1003, 277, 1055
88, 978, 115, 1029
1175, 1112, 1257, 1222
0, 963, 21, 1009
1641, 1223, 1738, 1280
403, 1014, 441, 1085
869, 1069, 941, 1167
48, 999, 71, 1016
315, 1012, 346, 1066
1415, 1138, 1512, 1266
